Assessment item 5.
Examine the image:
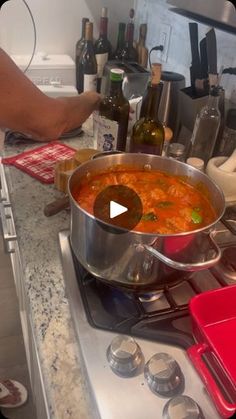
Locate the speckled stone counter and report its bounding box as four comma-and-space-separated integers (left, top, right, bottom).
2, 130, 97, 419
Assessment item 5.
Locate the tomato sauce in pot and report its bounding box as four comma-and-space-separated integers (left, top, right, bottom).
73, 167, 216, 234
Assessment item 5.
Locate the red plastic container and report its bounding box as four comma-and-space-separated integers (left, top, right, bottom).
187, 285, 236, 418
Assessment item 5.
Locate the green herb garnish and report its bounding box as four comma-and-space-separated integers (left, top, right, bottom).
142, 212, 158, 221
191, 210, 203, 224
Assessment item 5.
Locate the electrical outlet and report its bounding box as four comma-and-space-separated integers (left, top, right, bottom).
158, 24, 172, 62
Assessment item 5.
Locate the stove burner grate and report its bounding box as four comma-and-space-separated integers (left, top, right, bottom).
71, 246, 235, 349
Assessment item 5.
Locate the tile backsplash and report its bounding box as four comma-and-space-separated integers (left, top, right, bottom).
134, 0, 236, 99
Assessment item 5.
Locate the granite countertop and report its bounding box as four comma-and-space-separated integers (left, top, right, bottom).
2, 128, 97, 419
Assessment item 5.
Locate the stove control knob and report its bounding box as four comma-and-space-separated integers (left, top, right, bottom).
107, 335, 143, 377
144, 352, 184, 397
163, 395, 204, 419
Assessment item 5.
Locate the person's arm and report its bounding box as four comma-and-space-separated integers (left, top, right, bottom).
0, 48, 101, 141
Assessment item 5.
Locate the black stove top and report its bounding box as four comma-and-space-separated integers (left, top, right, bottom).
72, 244, 236, 349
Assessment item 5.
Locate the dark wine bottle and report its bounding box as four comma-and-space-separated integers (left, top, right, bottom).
95, 7, 112, 93
96, 69, 130, 151
120, 22, 138, 62
75, 17, 89, 92
78, 22, 97, 93
130, 63, 165, 155
113, 23, 126, 60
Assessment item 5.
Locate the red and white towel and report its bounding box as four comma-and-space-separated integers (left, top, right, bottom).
2, 141, 76, 184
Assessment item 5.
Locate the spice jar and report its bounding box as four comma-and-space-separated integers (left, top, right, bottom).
167, 142, 185, 162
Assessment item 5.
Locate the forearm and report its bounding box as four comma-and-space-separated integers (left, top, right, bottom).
0, 48, 101, 140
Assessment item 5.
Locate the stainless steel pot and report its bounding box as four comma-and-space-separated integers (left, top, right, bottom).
68, 153, 225, 291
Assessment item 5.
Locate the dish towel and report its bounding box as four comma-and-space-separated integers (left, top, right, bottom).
2, 141, 76, 184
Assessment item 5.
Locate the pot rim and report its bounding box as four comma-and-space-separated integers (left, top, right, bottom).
68, 153, 226, 238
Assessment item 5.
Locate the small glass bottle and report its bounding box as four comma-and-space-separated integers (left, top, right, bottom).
218, 109, 236, 156
187, 86, 221, 167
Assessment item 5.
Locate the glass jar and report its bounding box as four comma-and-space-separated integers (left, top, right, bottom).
167, 142, 185, 162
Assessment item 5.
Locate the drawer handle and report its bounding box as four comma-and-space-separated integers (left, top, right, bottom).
0, 204, 17, 253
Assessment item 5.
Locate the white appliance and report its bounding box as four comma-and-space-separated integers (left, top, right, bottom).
11, 53, 77, 97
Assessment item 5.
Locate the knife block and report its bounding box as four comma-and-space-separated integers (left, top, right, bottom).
179, 87, 208, 133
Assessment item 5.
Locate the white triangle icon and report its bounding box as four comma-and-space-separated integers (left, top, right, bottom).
110, 200, 128, 219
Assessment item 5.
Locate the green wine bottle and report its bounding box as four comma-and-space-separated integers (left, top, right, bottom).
130, 63, 164, 155
95, 7, 112, 93
75, 17, 89, 92
96, 69, 130, 151
78, 22, 97, 93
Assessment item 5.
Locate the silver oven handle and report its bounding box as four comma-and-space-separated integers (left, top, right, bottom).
0, 203, 17, 253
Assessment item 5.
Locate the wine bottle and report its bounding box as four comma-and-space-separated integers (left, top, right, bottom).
95, 7, 112, 93
113, 23, 126, 60
75, 17, 89, 92
120, 21, 138, 62
95, 69, 130, 151
136, 24, 148, 68
77, 22, 97, 93
130, 63, 165, 155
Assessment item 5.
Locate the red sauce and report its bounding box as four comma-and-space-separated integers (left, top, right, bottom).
73, 167, 216, 234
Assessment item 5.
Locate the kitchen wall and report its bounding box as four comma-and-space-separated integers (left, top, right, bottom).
0, 0, 133, 58
134, 0, 236, 99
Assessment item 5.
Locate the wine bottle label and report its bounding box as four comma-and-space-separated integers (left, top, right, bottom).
83, 74, 97, 92
96, 52, 108, 78
95, 115, 119, 151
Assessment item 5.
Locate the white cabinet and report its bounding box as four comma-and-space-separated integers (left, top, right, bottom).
0, 161, 50, 419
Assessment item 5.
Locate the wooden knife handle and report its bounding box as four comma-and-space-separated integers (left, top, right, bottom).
44, 195, 70, 217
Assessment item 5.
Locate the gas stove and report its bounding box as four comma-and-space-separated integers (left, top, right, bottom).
59, 214, 236, 419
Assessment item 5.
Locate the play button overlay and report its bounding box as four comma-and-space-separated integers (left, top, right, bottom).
110, 201, 128, 219
93, 185, 143, 233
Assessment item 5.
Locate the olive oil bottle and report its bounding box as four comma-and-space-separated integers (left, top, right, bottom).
95, 68, 129, 151
130, 63, 164, 155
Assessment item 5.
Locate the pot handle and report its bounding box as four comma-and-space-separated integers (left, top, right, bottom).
144, 232, 221, 272
187, 343, 236, 418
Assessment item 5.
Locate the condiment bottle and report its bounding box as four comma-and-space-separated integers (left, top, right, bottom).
187, 86, 221, 167
95, 68, 130, 151
130, 63, 165, 155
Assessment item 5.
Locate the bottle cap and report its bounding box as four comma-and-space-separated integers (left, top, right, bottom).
101, 7, 108, 18
168, 143, 185, 157
110, 68, 124, 82
186, 157, 205, 172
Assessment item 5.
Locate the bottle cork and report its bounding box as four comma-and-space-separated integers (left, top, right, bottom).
151, 63, 162, 85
